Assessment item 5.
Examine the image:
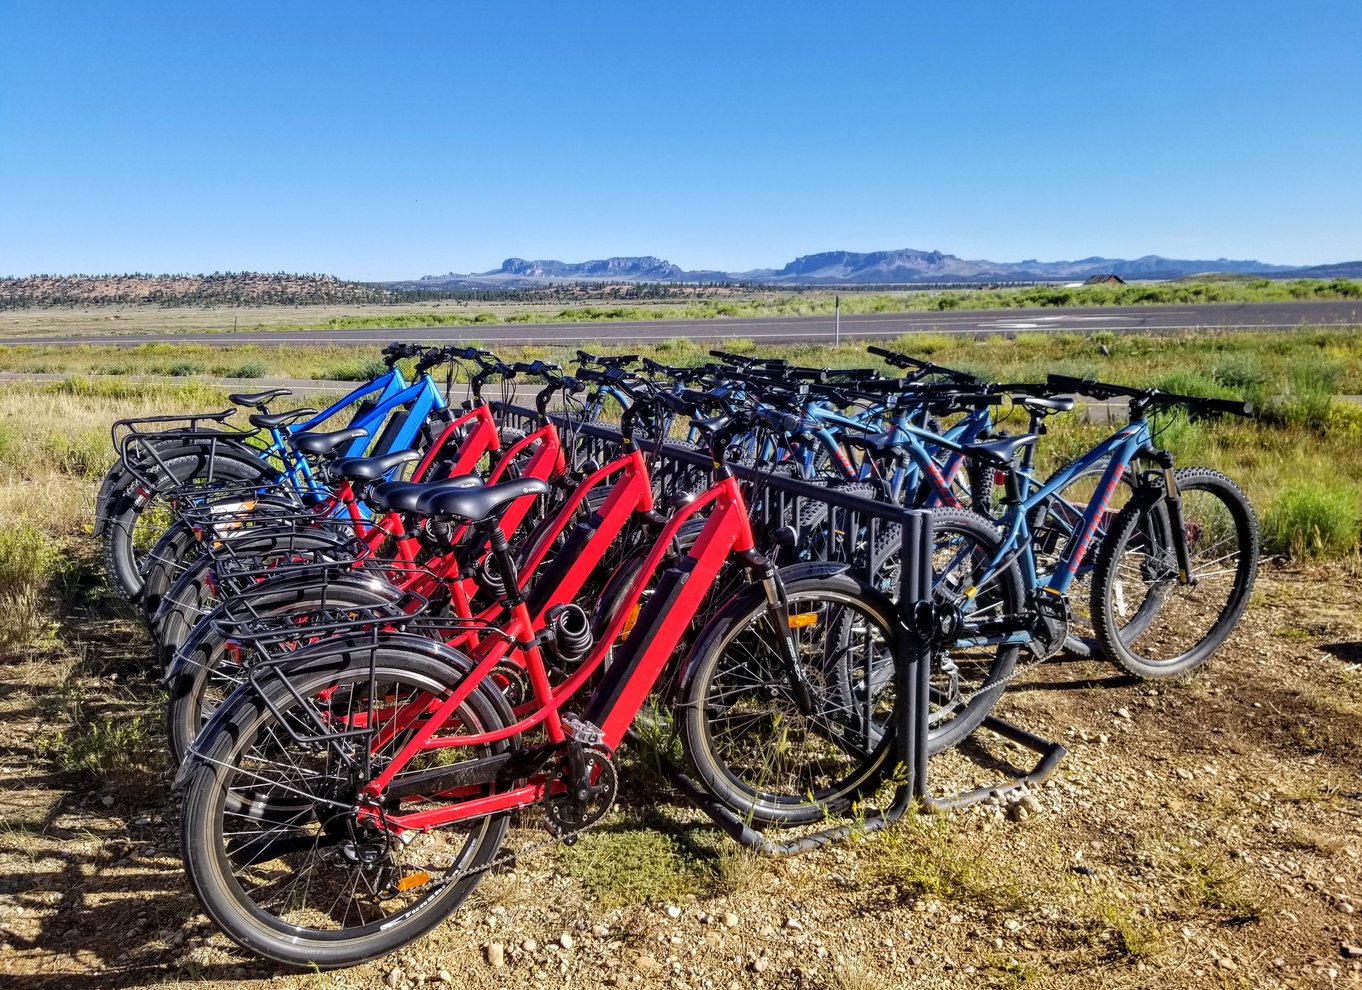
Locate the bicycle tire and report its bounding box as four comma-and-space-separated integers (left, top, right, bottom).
1088, 467, 1258, 678
678, 570, 902, 826
180, 647, 511, 969
102, 446, 275, 601
918, 507, 1025, 753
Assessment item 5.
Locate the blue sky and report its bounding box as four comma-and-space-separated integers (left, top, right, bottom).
1, 1, 1359, 279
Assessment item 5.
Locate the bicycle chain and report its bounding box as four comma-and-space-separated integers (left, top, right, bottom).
184, 744, 617, 895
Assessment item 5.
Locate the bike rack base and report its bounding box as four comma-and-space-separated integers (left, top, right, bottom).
919, 714, 1067, 812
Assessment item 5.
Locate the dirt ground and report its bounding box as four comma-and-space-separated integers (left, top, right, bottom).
1, 559, 1359, 990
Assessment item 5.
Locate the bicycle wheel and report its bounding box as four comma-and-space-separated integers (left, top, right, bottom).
179, 647, 512, 969
166, 577, 407, 764
679, 571, 901, 826
102, 445, 274, 601
1089, 467, 1259, 678
1027, 462, 1138, 658
919, 507, 1025, 753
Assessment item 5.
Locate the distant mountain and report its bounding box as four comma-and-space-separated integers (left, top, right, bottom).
399, 248, 1327, 288
1285, 261, 1362, 279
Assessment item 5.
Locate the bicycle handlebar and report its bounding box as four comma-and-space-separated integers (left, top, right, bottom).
1045, 374, 1253, 417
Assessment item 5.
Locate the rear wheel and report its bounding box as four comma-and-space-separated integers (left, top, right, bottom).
102, 446, 276, 601
920, 508, 1025, 753
166, 577, 407, 764
180, 648, 511, 969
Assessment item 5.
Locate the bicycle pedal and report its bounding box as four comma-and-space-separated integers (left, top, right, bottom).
561, 714, 605, 748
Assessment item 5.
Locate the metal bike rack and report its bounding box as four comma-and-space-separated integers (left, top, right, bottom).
492, 404, 1066, 846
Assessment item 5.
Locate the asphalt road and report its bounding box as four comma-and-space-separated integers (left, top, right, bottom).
0, 300, 1358, 348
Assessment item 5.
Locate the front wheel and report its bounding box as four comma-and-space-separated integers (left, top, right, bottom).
1089, 467, 1259, 678
679, 572, 902, 827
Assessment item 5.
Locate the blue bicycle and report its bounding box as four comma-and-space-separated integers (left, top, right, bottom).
907, 375, 1258, 751
97, 342, 450, 599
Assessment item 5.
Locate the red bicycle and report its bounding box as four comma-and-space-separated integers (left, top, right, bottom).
175, 392, 906, 968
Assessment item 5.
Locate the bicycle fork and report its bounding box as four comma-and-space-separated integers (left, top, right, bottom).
1149, 449, 1195, 587
755, 561, 817, 716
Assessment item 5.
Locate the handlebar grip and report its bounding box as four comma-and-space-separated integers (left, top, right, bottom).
1202, 396, 1253, 417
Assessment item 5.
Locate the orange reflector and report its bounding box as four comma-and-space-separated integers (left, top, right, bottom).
396, 871, 431, 892
788, 613, 819, 628
621, 603, 642, 637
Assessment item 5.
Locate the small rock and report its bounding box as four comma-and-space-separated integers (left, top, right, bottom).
665, 905, 682, 920
1342, 945, 1362, 959
1004, 919, 1021, 932
753, 957, 770, 973
522, 937, 538, 954
487, 943, 505, 968
387, 968, 404, 988
1116, 707, 1131, 719
1217, 956, 1237, 971
722, 912, 739, 928
559, 933, 574, 950
438, 970, 454, 984
785, 918, 803, 931
635, 954, 659, 972
592, 924, 610, 939
1175, 768, 1194, 781
101, 795, 115, 808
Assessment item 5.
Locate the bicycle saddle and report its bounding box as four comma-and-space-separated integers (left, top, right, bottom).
249, 408, 316, 429
413, 478, 551, 523
333, 449, 420, 482
369, 475, 482, 514
1017, 395, 1075, 414
291, 428, 368, 455
966, 434, 1038, 467
229, 388, 291, 408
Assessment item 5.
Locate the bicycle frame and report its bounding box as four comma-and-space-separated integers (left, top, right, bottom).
949, 418, 1152, 650
350, 469, 757, 833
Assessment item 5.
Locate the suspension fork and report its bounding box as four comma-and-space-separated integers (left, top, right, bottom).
1150, 448, 1194, 586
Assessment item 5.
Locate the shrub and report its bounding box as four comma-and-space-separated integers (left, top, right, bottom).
227, 360, 268, 379
1211, 353, 1268, 392
0, 525, 57, 652
1264, 481, 1362, 557
0, 421, 20, 463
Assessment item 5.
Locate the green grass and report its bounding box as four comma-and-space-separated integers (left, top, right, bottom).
861, 811, 1028, 910
1263, 481, 1362, 556
558, 819, 712, 906
136, 277, 1362, 335
3, 324, 1362, 557
41, 712, 158, 778
1094, 900, 1165, 960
